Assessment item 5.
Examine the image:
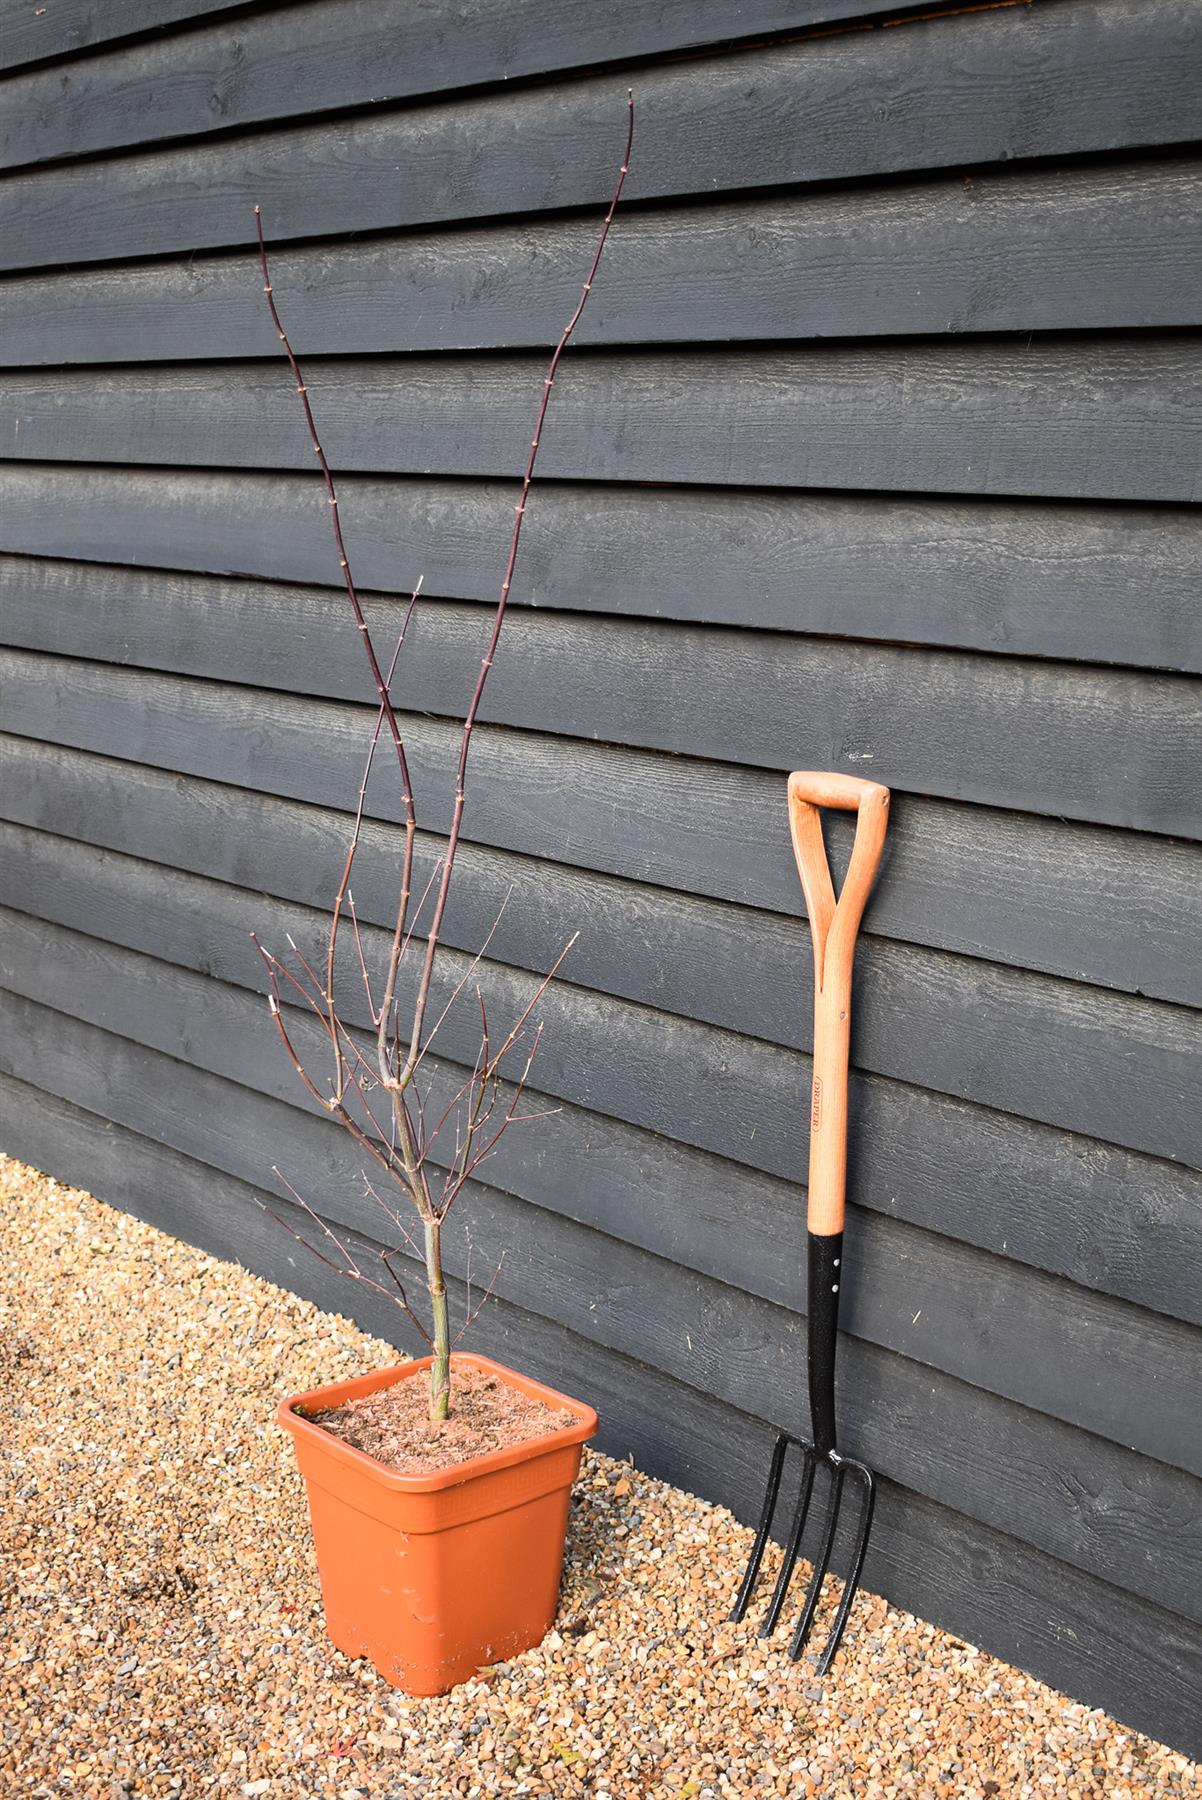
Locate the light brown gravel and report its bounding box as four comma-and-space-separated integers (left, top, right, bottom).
1, 1151, 1198, 1800
311, 1364, 575, 1473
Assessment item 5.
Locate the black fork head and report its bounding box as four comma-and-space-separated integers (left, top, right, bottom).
729, 1431, 876, 1677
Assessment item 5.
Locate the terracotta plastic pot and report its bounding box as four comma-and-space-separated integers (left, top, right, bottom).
279, 1350, 597, 1696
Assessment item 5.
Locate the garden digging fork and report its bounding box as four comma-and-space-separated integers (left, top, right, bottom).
731, 770, 890, 1675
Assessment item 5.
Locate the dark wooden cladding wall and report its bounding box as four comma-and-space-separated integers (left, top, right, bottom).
1, 0, 1200, 1756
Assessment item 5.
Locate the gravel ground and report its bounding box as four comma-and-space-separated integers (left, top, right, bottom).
2, 1153, 1198, 1800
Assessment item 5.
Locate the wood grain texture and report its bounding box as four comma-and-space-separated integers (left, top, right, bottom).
5, 651, 1201, 1020
3, 0, 1202, 1747
6, 727, 1201, 1041
9, 980, 1200, 1467
5, 158, 1202, 359
5, 554, 1198, 839
788, 770, 891, 1235
0, 0, 248, 72
4, 339, 1200, 504
3, 468, 1200, 676
3, 843, 1201, 1338
0, 0, 965, 165
2, 0, 1200, 270
7, 807, 1201, 1185
1, 1069, 1198, 1759
2, 985, 1201, 1623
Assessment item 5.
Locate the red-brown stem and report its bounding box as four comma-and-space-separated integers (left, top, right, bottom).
252, 98, 634, 1419
419, 920, 572, 1195
344, 893, 375, 1021
327, 597, 419, 1047
258, 935, 385, 1132
454, 1243, 507, 1345
254, 212, 413, 797
403, 885, 512, 1074
255, 209, 419, 1099
400, 94, 635, 1081
252, 936, 402, 1184
474, 933, 576, 1080
361, 1174, 424, 1259
427, 924, 574, 1210
424, 1048, 495, 1159
260, 1174, 431, 1344
447, 1021, 544, 1201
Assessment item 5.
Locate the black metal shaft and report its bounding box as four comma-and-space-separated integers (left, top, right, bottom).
806, 1230, 843, 1455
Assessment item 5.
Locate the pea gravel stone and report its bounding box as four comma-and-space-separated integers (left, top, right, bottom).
2, 1153, 1198, 1799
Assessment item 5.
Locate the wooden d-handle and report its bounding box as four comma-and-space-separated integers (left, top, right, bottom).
787, 771, 890, 1235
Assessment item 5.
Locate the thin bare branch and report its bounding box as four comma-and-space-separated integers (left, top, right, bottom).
454, 1249, 506, 1344
343, 891, 375, 1018
251, 99, 634, 1415
401, 96, 634, 1076
257, 1180, 431, 1344
362, 1173, 424, 1260
255, 936, 373, 1118
327, 604, 418, 1042
378, 1248, 434, 1346
253, 937, 412, 1196
257, 211, 419, 1092
255, 213, 416, 805
405, 886, 513, 1077
481, 933, 578, 1080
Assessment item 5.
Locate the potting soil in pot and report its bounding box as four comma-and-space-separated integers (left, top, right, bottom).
306, 1362, 576, 1474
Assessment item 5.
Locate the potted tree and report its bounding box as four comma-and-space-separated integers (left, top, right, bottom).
248, 101, 634, 1696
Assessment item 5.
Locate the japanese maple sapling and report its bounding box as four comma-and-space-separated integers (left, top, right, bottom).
249, 100, 634, 1423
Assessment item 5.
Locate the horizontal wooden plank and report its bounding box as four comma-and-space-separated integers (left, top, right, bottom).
9, 723, 1202, 1065
10, 821, 1199, 1187
7, 975, 1202, 1532
3, 0, 1201, 272
5, 554, 1198, 840
6, 158, 1202, 360
5, 339, 1201, 504
59, 804, 1202, 1178
0, 0, 966, 166
3, 465, 1200, 676
0, 0, 247, 73
12, 968, 1202, 1607
5, 652, 1201, 1012
2, 1071, 1199, 1758
4, 850, 1201, 1335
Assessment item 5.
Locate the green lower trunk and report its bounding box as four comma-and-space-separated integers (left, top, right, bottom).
425, 1217, 450, 1422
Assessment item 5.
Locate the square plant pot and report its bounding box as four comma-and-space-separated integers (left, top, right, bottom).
279, 1350, 597, 1696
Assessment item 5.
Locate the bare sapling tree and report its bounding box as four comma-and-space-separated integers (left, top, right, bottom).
250, 99, 634, 1424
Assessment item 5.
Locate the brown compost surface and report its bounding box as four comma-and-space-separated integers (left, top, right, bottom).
310, 1365, 575, 1474
1, 1152, 1197, 1800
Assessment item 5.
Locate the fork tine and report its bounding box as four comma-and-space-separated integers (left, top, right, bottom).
787, 1461, 844, 1660
733, 1441, 877, 1670
759, 1445, 818, 1637
730, 1431, 791, 1622
813, 1458, 875, 1677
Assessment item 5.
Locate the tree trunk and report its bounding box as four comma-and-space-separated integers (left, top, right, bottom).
425, 1216, 451, 1422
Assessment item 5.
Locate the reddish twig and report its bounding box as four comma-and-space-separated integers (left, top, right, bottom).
256, 211, 419, 1114
261, 1171, 432, 1345
400, 94, 635, 1084
327, 598, 419, 1039
454, 1236, 506, 1344
251, 98, 634, 1419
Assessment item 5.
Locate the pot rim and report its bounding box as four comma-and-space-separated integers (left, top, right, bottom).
278, 1349, 597, 1493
